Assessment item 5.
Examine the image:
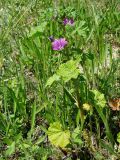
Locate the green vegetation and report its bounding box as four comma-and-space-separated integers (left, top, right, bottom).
0, 0, 120, 159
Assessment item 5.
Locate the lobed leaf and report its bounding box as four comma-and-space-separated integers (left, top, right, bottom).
47, 122, 70, 148
57, 59, 80, 82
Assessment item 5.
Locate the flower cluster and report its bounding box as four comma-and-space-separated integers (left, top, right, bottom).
63, 18, 74, 26
49, 18, 74, 51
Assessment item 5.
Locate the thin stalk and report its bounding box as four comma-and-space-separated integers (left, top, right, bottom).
73, 80, 85, 132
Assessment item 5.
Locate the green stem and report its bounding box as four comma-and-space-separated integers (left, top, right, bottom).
73, 80, 85, 131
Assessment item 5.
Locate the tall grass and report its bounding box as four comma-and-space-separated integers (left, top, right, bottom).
0, 0, 120, 159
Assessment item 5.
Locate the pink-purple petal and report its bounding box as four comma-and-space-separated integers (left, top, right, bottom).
52, 38, 68, 51
63, 18, 74, 26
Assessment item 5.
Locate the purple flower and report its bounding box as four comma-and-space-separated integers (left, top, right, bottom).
63, 18, 74, 26
52, 38, 68, 51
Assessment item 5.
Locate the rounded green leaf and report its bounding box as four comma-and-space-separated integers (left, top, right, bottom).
57, 60, 80, 82
91, 90, 106, 108
47, 122, 70, 148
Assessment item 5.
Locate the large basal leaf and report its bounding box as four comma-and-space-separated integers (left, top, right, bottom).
57, 59, 80, 82
47, 122, 70, 148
